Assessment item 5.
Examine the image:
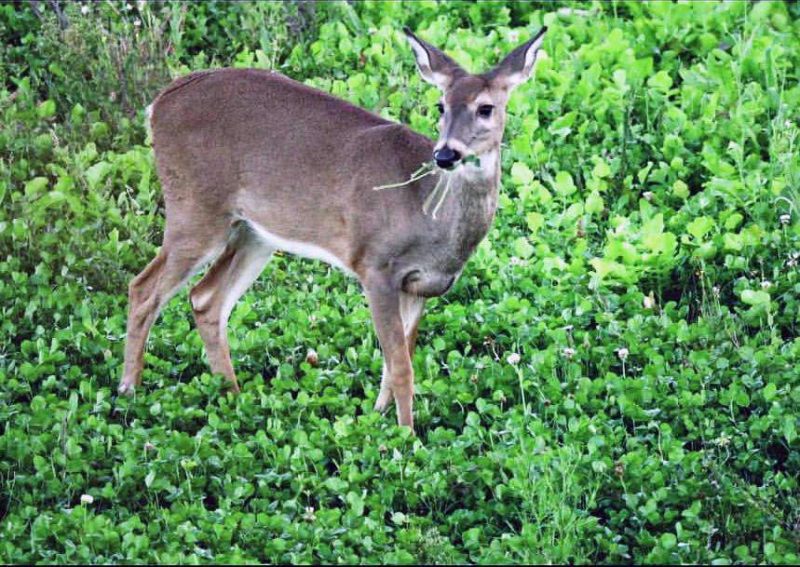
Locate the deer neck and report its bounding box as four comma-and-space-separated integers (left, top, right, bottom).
423, 146, 501, 270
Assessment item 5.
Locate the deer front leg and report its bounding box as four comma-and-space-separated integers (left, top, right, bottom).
364, 278, 416, 429
375, 291, 425, 414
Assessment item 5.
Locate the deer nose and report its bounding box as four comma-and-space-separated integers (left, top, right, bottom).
434, 146, 461, 169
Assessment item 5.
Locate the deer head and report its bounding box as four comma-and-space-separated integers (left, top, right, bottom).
404, 26, 547, 170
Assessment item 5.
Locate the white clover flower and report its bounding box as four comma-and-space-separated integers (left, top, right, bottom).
616, 347, 629, 361
134, 19, 141, 27
780, 214, 791, 225
506, 352, 521, 365
761, 280, 772, 289
305, 349, 319, 366
643, 295, 655, 309
303, 506, 316, 521
80, 494, 94, 505
81, 4, 90, 15
712, 286, 720, 296
563, 347, 576, 359
643, 191, 654, 201
715, 433, 731, 447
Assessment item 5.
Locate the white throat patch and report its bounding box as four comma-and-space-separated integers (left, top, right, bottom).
455, 150, 499, 183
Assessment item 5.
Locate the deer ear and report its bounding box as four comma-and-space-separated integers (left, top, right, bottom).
404, 27, 465, 90
490, 27, 547, 91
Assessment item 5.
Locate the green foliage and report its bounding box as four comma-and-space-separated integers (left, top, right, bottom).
2, 0, 800, 564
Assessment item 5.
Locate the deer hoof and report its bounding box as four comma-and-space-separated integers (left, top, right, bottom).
117, 380, 136, 396
374, 388, 393, 412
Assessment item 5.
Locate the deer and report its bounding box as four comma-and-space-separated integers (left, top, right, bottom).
118, 26, 548, 431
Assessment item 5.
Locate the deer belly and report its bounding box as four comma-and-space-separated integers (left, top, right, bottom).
246, 219, 357, 277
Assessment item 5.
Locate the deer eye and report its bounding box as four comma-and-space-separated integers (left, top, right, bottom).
477, 104, 494, 118
436, 102, 445, 114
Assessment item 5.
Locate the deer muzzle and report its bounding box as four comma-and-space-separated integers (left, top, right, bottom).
433, 146, 462, 169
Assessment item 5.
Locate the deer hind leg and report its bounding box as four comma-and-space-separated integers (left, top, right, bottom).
119, 231, 225, 395
369, 285, 425, 428
189, 225, 274, 393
